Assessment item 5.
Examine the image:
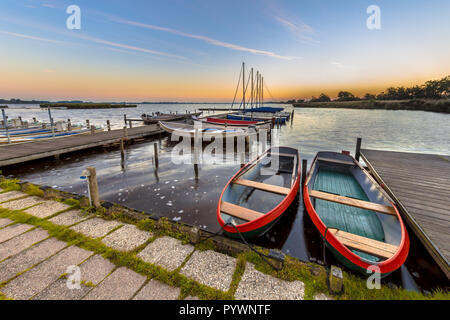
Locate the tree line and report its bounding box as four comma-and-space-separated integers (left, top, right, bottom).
284, 75, 449, 103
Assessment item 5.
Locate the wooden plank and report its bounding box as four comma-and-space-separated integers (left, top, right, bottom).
329, 229, 398, 259
361, 149, 450, 278
317, 157, 355, 166
0, 125, 164, 166
220, 201, 264, 222
310, 190, 396, 216
233, 179, 290, 195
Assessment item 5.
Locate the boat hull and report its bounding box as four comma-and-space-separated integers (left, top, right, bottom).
218, 147, 301, 240
303, 152, 410, 276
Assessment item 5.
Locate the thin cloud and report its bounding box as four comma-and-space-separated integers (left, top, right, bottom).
0, 30, 64, 44
274, 16, 319, 45
70, 33, 189, 61
113, 18, 299, 60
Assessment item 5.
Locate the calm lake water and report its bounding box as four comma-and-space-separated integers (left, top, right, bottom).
3, 104, 450, 291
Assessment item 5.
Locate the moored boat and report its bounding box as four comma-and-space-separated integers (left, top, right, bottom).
158, 121, 250, 139
303, 151, 409, 276
193, 117, 271, 131
141, 112, 202, 125
217, 146, 301, 239
227, 113, 287, 124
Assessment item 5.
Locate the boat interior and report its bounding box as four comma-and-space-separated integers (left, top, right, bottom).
220, 147, 298, 226
306, 152, 403, 263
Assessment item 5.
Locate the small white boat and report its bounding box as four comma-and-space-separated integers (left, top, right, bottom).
158, 121, 253, 139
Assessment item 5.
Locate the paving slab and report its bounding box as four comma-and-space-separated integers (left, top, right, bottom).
70, 217, 122, 238
235, 263, 305, 300
0, 228, 49, 261
83, 267, 146, 300
133, 279, 180, 300
49, 209, 90, 226
2, 245, 92, 300
102, 224, 152, 252
0, 238, 67, 283
314, 293, 334, 300
32, 278, 91, 300
0, 224, 33, 243
0, 191, 27, 203
0, 218, 13, 228
24, 200, 71, 218
79, 254, 115, 286
0, 196, 44, 210
138, 236, 194, 271
180, 250, 236, 292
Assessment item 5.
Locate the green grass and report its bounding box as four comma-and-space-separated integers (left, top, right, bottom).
0, 179, 21, 192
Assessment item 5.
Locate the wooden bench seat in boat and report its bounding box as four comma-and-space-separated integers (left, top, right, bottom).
309, 190, 396, 216
233, 179, 290, 195
317, 157, 355, 166
220, 201, 264, 222
329, 228, 398, 259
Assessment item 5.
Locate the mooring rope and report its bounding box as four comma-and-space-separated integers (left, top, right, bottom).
197, 221, 280, 270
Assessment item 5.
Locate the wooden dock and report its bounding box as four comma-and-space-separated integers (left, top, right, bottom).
0, 125, 163, 167
361, 149, 450, 278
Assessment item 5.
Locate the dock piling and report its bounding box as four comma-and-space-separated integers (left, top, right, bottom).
153, 142, 159, 168
86, 167, 100, 208
120, 139, 125, 168
106, 120, 111, 131
355, 137, 362, 161
90, 125, 96, 135
302, 159, 308, 186
123, 126, 128, 138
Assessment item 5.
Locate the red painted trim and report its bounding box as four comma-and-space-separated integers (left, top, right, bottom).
206, 118, 260, 125
217, 148, 301, 235
302, 154, 410, 274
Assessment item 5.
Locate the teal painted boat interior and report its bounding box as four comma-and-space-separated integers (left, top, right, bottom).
313, 167, 385, 263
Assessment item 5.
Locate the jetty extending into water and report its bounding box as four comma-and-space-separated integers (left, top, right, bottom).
360, 148, 450, 279
0, 125, 163, 167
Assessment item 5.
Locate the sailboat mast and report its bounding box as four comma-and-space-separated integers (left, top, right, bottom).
242, 62, 246, 111
250, 68, 254, 108
261, 76, 264, 108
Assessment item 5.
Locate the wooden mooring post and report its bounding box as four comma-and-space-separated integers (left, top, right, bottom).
153, 142, 159, 168
90, 125, 96, 135
106, 120, 111, 131
120, 139, 125, 168
86, 167, 100, 208
355, 137, 362, 161
302, 159, 308, 186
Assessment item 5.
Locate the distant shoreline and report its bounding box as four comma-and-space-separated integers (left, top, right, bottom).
292, 99, 450, 114
39, 103, 137, 109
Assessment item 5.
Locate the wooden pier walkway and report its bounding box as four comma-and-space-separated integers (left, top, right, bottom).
361, 149, 450, 278
0, 125, 163, 167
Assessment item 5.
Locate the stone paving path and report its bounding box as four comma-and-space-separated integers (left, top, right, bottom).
0, 190, 310, 300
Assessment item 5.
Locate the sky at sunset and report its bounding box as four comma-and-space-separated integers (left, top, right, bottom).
1, 0, 449, 102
